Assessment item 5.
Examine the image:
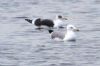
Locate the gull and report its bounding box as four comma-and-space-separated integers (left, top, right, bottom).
48, 24, 79, 41
24, 15, 67, 29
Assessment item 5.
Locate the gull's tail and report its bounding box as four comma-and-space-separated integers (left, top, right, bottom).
25, 19, 32, 24
48, 30, 53, 34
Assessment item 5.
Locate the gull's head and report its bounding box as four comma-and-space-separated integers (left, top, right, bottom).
67, 25, 79, 32
56, 15, 68, 20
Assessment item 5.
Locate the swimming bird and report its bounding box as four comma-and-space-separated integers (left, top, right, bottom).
48, 25, 79, 41
24, 15, 67, 29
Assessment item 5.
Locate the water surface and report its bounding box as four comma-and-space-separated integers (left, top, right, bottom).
0, 0, 100, 66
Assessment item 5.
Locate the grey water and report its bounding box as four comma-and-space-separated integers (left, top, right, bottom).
0, 0, 100, 66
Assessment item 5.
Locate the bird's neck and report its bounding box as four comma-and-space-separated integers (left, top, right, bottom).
66, 30, 75, 36
63, 30, 76, 41
55, 18, 62, 23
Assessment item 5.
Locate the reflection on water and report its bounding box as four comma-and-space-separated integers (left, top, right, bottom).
0, 0, 100, 66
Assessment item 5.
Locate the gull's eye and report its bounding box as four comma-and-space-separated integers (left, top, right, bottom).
70, 27, 73, 29
58, 15, 62, 18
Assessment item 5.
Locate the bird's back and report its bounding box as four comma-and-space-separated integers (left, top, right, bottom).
41, 19, 54, 27
34, 18, 41, 26
51, 31, 65, 39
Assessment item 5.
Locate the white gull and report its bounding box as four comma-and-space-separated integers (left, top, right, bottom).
48, 24, 79, 41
